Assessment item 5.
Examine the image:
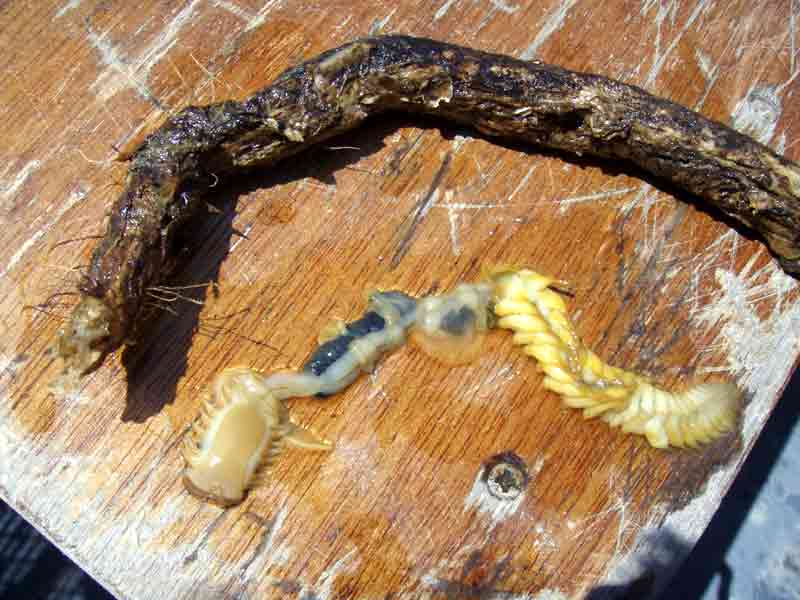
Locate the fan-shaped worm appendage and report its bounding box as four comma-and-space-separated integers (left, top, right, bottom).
487, 267, 741, 448
182, 367, 331, 506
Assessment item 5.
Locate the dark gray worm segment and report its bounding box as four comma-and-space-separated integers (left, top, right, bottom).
303, 311, 387, 396
439, 306, 477, 337
56, 34, 800, 377
301, 291, 417, 397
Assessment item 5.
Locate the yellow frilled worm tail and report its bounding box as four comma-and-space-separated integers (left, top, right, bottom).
487, 267, 741, 449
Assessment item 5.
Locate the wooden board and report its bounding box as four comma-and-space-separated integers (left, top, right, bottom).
1, 1, 799, 598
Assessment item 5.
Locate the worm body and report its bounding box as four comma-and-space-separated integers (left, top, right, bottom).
55, 35, 800, 381
183, 273, 740, 507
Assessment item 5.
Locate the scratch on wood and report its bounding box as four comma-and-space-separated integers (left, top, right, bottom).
88, 0, 204, 104
50, 187, 89, 219
556, 186, 637, 214
0, 160, 41, 207
54, 0, 83, 20
691, 31, 739, 112
790, 0, 798, 76
445, 197, 461, 256
212, 0, 257, 24
477, 0, 520, 30
599, 518, 681, 595
694, 48, 713, 81
211, 0, 277, 32
437, 202, 505, 210
87, 28, 161, 107
777, 132, 788, 154
640, 0, 675, 87
390, 152, 452, 268
183, 510, 227, 565
228, 223, 253, 253
520, 0, 581, 60
662, 229, 734, 308
51, 64, 83, 103
238, 512, 279, 577
531, 592, 569, 600
643, 0, 713, 88
432, 191, 508, 257
238, 506, 293, 581
314, 548, 360, 600
434, 0, 459, 21
1, 187, 87, 280
694, 255, 800, 408
1, 231, 46, 281
369, 8, 399, 36
587, 466, 678, 593
487, 0, 519, 14
618, 183, 666, 255
571, 494, 647, 560
506, 164, 537, 203
533, 522, 558, 552
75, 147, 116, 167
187, 51, 246, 103
275, 548, 360, 600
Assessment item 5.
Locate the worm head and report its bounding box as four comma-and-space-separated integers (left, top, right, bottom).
183, 367, 332, 506
182, 367, 288, 506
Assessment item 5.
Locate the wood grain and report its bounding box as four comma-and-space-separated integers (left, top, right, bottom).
1, 1, 798, 599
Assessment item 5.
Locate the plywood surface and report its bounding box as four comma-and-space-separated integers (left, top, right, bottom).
2, 1, 799, 599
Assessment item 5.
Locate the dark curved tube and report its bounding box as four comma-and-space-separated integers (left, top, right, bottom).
54, 35, 800, 378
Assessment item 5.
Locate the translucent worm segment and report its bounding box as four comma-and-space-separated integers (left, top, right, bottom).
487, 267, 741, 448
410, 283, 494, 365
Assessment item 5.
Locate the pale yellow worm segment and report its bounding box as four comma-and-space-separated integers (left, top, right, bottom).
487, 267, 741, 449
